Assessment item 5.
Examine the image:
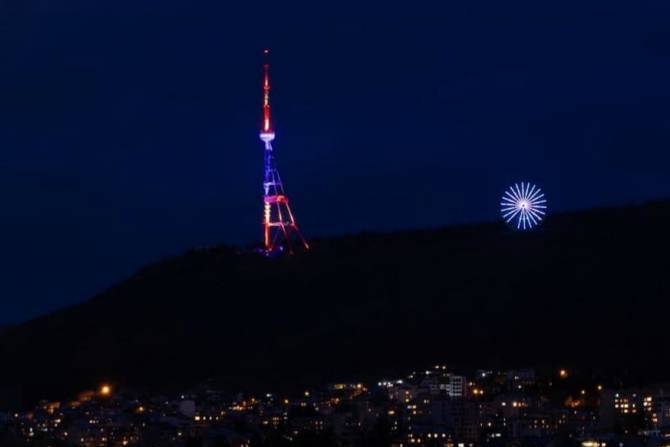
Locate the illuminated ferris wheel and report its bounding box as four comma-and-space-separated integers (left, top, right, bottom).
500, 182, 547, 230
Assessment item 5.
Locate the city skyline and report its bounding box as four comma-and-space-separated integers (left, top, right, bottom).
4, 362, 670, 447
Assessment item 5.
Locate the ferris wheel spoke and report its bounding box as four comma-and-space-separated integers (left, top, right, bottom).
524, 210, 533, 227
502, 197, 518, 207
508, 187, 520, 201
505, 210, 521, 223
526, 213, 534, 228
528, 188, 543, 202
504, 208, 521, 222
502, 206, 519, 215
530, 208, 546, 217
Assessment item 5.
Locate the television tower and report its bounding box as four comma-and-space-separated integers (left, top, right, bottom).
259, 49, 309, 254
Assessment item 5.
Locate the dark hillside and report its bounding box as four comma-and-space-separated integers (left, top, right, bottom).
0, 201, 668, 409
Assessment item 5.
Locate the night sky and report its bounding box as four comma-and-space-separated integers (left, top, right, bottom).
1, 0, 670, 324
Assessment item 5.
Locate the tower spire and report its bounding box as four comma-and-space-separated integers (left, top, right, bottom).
258, 49, 309, 254
262, 48, 272, 133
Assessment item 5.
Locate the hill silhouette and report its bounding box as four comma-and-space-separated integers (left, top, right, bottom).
0, 201, 668, 409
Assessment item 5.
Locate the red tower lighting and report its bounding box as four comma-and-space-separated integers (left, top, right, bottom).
258, 50, 309, 254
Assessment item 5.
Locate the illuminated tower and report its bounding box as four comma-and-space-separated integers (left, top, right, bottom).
259, 49, 309, 254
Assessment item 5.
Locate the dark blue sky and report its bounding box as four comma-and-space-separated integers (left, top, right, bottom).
1, 0, 670, 324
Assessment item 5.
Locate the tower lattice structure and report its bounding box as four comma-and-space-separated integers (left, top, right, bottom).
259, 50, 308, 254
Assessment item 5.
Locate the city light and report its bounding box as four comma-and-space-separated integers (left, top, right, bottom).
99, 384, 112, 397
6, 365, 669, 446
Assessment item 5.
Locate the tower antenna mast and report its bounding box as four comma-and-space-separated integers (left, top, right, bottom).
259, 49, 309, 254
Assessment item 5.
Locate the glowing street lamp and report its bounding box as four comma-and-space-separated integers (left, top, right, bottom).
99, 384, 112, 397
